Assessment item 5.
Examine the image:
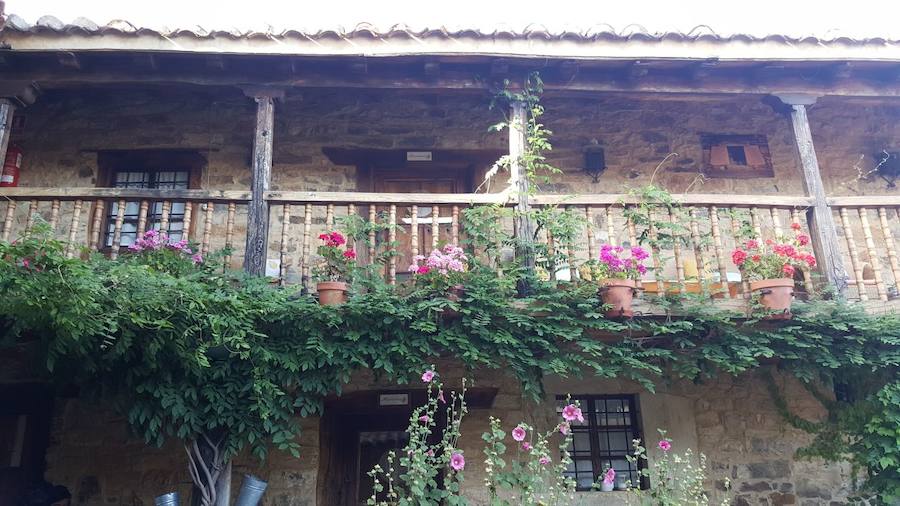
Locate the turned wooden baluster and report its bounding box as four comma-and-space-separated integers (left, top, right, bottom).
410, 205, 419, 260
326, 204, 334, 228
388, 204, 397, 285
585, 206, 596, 259
224, 202, 236, 268
688, 208, 706, 284
65, 200, 83, 258
303, 203, 313, 288
648, 207, 664, 293
279, 204, 291, 284
839, 207, 868, 300
136, 200, 150, 236
451, 205, 460, 246
709, 206, 730, 296
347, 204, 357, 251
878, 207, 900, 292
605, 206, 617, 246
858, 208, 887, 301
110, 199, 126, 260
730, 207, 750, 297
201, 202, 213, 256
182, 202, 193, 241
24, 200, 38, 231
49, 200, 61, 231
770, 208, 784, 238
89, 200, 105, 251
750, 207, 763, 242
368, 206, 377, 263
565, 205, 576, 276
159, 201, 171, 233
2, 200, 16, 242
670, 208, 685, 293
547, 227, 557, 281
431, 205, 440, 250
626, 207, 638, 247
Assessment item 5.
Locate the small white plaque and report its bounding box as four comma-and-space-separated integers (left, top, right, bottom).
379, 393, 410, 406
406, 151, 433, 162
265, 258, 281, 278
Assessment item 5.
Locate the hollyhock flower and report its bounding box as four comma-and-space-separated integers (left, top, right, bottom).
603, 468, 616, 485
558, 423, 570, 435
521, 442, 532, 451
791, 222, 802, 231
426, 449, 435, 457
782, 264, 795, 277
658, 440, 672, 452
421, 370, 435, 383
797, 234, 810, 246
511, 426, 527, 442
561, 404, 584, 423
343, 249, 356, 260
539, 456, 551, 465
437, 389, 446, 404
450, 452, 465, 471
419, 415, 430, 423
731, 249, 748, 265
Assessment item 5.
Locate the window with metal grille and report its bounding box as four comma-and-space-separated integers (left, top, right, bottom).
556, 395, 643, 491
105, 170, 191, 247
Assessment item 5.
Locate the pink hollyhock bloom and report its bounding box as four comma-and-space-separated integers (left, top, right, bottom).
437, 389, 446, 404
521, 442, 532, 451
561, 404, 584, 423
558, 423, 570, 435
511, 426, 527, 442
658, 440, 672, 452
539, 456, 551, 466
603, 468, 616, 485
450, 452, 465, 471
426, 449, 435, 457
419, 415, 430, 423
421, 370, 435, 383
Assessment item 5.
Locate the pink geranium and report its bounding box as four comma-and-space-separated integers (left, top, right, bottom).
450, 452, 465, 471
511, 426, 527, 442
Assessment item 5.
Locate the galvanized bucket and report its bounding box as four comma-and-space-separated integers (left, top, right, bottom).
234, 475, 268, 506
154, 492, 180, 506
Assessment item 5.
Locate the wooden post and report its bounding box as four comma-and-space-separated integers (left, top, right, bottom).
510, 101, 535, 290
0, 100, 15, 171
242, 90, 281, 275
778, 94, 848, 295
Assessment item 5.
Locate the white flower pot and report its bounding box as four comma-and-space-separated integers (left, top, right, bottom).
600, 481, 615, 492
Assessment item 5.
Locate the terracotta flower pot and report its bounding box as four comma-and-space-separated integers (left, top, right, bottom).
317, 281, 348, 306
749, 278, 794, 319
441, 285, 465, 320
600, 279, 637, 318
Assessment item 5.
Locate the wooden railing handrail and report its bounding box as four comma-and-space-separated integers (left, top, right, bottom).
827, 195, 900, 207
531, 193, 815, 207
265, 191, 514, 205
0, 187, 251, 202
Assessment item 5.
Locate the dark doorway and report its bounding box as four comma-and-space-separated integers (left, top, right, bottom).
0, 384, 53, 506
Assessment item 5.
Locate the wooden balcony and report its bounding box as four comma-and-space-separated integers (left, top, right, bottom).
2, 187, 899, 314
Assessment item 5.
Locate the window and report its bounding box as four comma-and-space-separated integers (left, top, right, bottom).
97, 150, 204, 248
701, 134, 774, 178
557, 395, 643, 491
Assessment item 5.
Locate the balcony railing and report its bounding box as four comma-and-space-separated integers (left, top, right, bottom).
1, 187, 899, 313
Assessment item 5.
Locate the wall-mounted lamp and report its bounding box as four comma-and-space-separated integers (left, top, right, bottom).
583, 142, 606, 183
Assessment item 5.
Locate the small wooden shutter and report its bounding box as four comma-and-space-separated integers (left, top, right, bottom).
709, 145, 729, 166
744, 144, 765, 166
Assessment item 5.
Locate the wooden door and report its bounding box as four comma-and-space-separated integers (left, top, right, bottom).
374, 167, 468, 275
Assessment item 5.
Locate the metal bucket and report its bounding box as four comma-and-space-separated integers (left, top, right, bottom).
234, 475, 268, 506
154, 492, 180, 506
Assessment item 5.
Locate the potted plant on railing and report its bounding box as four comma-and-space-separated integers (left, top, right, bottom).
313, 231, 357, 306
409, 245, 468, 320
731, 223, 816, 319
580, 244, 649, 318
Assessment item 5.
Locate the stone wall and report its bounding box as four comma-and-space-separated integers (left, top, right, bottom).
42, 366, 856, 506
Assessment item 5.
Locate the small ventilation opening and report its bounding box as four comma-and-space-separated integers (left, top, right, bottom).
727, 145, 747, 165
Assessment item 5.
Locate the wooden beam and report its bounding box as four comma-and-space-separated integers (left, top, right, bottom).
778, 94, 849, 294
0, 187, 249, 201
424, 62, 440, 77
509, 100, 535, 289
243, 91, 278, 275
